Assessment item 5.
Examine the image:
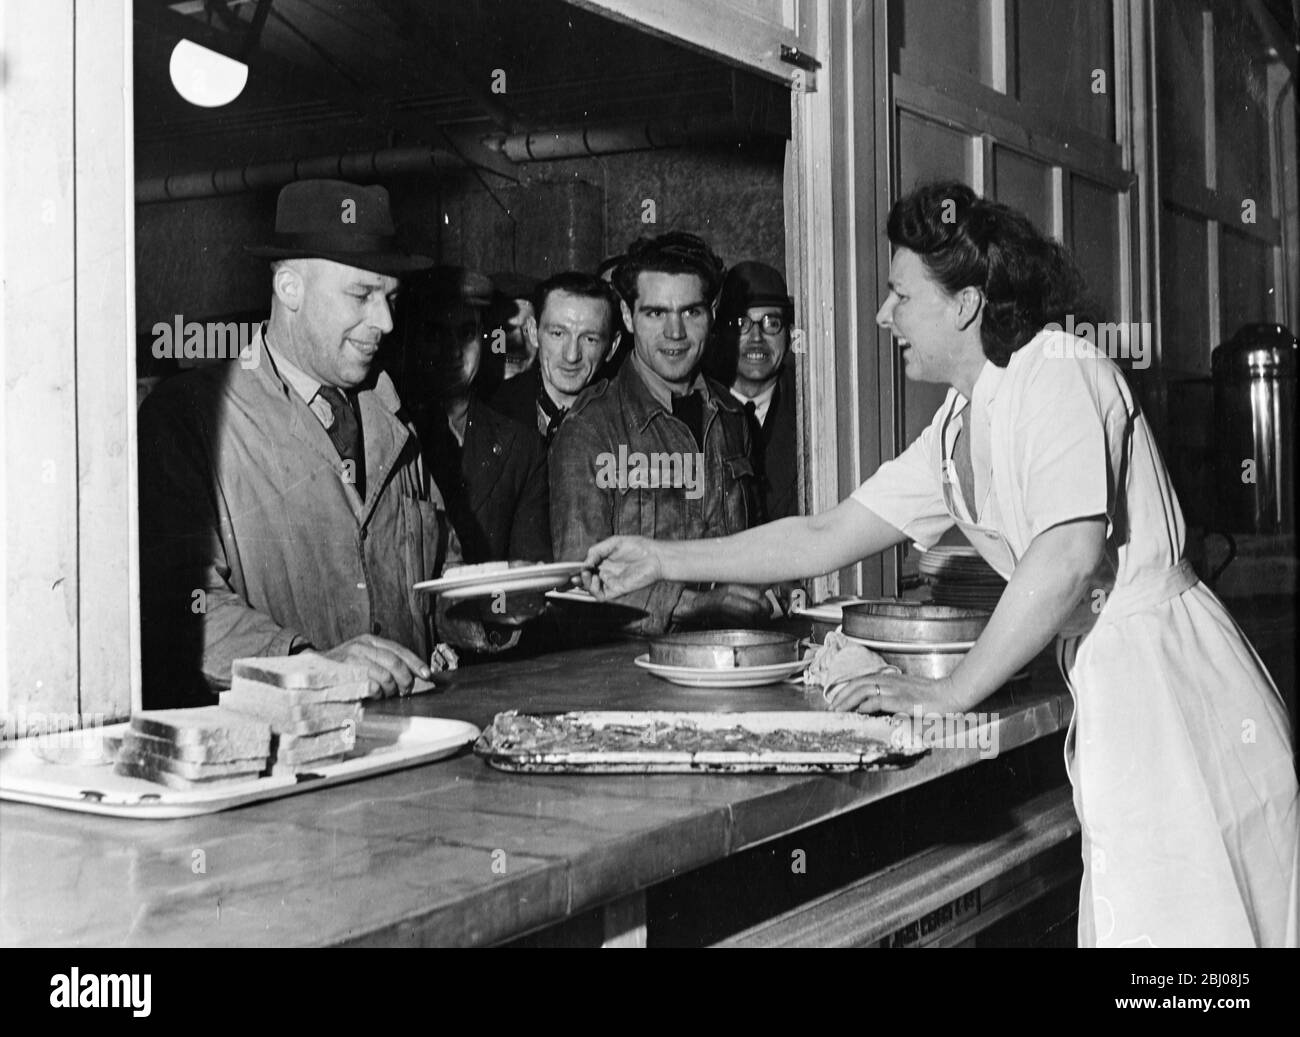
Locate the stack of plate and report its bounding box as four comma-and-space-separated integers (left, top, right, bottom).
918, 545, 1006, 610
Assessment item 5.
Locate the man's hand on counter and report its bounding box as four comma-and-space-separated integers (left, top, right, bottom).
321, 634, 433, 698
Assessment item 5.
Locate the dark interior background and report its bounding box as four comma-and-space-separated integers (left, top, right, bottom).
133, 0, 791, 355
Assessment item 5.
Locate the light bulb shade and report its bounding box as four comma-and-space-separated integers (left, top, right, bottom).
169, 39, 248, 108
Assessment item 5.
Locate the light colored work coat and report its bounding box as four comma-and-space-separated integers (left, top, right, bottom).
138, 328, 482, 703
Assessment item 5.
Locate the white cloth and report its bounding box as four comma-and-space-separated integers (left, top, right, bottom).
804, 630, 900, 702
851, 329, 1299, 947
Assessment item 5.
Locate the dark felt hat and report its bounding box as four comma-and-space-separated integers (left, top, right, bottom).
245, 179, 433, 275
717, 261, 793, 321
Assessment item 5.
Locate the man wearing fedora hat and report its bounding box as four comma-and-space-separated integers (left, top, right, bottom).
138, 179, 531, 706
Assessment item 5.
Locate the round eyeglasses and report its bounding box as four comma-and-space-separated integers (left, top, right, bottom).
732, 313, 787, 335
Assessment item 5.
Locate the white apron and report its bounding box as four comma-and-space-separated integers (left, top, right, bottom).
853, 332, 1299, 947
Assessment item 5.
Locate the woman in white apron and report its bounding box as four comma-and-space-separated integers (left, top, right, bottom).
582, 181, 1298, 947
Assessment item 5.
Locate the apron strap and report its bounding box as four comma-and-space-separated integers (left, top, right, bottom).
1059, 559, 1200, 642
1096, 559, 1198, 623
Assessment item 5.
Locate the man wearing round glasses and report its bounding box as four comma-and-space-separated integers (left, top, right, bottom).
712, 261, 799, 522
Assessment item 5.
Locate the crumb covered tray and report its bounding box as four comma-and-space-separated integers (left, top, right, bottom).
474, 710, 928, 774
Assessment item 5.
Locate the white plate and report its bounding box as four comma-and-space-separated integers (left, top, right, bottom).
841, 634, 977, 652
0, 715, 479, 819
414, 561, 585, 600
634, 654, 812, 688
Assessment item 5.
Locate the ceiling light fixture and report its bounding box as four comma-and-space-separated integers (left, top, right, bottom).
168, 38, 249, 107
167, 0, 273, 108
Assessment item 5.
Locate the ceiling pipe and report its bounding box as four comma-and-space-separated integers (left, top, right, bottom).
135, 144, 457, 204
135, 114, 778, 204
486, 114, 762, 163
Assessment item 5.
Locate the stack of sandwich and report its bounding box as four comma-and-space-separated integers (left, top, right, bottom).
219, 654, 371, 775
116, 708, 273, 788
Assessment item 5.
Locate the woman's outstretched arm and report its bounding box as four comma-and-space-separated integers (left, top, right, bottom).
582, 496, 910, 598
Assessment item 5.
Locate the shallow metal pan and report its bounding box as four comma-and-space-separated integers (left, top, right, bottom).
648, 629, 801, 669
842, 600, 991, 644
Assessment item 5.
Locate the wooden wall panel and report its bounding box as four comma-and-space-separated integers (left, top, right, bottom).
1071, 175, 1123, 322
1, 0, 80, 722
1219, 227, 1275, 339
1, 0, 135, 724
890, 0, 988, 85
1210, 0, 1271, 210
1015, 0, 1115, 140
993, 146, 1052, 233
1154, 0, 1208, 190
1159, 208, 1211, 374
74, 0, 136, 721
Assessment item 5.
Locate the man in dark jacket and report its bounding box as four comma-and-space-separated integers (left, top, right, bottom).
488, 271, 620, 447
403, 266, 551, 563
549, 232, 781, 635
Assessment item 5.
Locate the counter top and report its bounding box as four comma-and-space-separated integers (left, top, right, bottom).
0, 641, 1073, 946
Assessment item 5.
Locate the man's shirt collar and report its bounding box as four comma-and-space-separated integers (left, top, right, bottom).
630, 350, 706, 410
263, 333, 323, 405
730, 379, 777, 425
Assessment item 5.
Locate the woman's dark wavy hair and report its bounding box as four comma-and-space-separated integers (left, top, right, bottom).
887, 181, 1090, 367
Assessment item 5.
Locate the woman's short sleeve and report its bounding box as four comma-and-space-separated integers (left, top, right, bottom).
1010, 345, 1131, 540
850, 412, 953, 548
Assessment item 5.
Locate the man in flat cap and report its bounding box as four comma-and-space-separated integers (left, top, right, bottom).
138, 179, 530, 706
708, 261, 800, 522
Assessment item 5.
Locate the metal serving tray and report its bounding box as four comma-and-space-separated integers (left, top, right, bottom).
474, 710, 928, 774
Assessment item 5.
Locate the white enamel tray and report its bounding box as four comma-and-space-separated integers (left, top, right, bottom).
0, 714, 479, 819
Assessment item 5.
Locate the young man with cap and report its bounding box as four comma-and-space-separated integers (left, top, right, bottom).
549, 232, 781, 635
138, 179, 535, 707
709, 261, 800, 522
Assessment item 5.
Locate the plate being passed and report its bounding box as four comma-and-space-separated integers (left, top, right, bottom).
414, 561, 585, 600
634, 654, 811, 688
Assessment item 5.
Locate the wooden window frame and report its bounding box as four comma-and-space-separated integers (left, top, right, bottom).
1, 0, 139, 725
